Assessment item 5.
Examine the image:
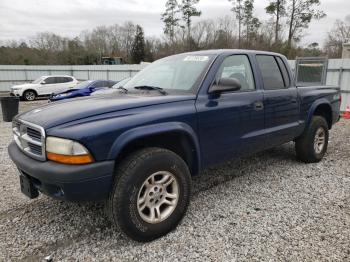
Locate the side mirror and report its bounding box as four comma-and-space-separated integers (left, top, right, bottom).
209, 77, 241, 94
41, 80, 46, 85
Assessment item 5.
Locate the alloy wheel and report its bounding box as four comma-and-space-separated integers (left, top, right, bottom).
314, 127, 326, 154
137, 171, 179, 224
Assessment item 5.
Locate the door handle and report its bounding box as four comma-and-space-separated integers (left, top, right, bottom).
254, 101, 264, 111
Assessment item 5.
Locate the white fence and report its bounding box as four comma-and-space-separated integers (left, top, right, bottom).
0, 59, 349, 110
0, 64, 148, 91
288, 59, 350, 111
324, 59, 350, 111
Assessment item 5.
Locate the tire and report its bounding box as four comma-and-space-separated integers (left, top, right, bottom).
23, 90, 36, 101
107, 147, 191, 242
295, 116, 329, 163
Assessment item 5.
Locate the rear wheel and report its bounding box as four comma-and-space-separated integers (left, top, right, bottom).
23, 90, 36, 101
107, 147, 191, 242
295, 116, 329, 163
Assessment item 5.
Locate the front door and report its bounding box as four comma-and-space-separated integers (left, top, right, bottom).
196, 54, 265, 167
39, 76, 59, 95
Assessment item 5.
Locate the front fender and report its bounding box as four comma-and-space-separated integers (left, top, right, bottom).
107, 121, 201, 169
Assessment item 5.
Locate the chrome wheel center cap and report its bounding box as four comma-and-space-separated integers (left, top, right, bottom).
147, 185, 165, 206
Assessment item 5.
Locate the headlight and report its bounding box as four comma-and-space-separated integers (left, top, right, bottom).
46, 137, 94, 164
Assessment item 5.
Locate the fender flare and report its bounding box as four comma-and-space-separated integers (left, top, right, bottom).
306, 98, 332, 128
107, 122, 201, 173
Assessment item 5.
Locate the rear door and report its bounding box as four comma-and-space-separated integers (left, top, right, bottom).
256, 55, 299, 147
56, 77, 74, 92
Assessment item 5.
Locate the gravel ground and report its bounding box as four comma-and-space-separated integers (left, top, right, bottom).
0, 100, 350, 261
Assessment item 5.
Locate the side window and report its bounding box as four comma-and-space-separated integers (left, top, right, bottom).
43, 77, 55, 84
58, 77, 70, 83
54, 77, 72, 83
216, 55, 255, 91
92, 81, 106, 88
276, 57, 290, 87
60, 77, 73, 83
256, 55, 285, 90
107, 81, 116, 88
56, 77, 64, 83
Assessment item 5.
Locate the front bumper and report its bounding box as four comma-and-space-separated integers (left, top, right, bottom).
8, 141, 115, 202
10, 92, 20, 97
10, 90, 21, 97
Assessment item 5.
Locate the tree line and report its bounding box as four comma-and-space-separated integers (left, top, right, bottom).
0, 0, 348, 65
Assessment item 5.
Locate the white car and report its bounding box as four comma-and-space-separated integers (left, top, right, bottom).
10, 75, 78, 101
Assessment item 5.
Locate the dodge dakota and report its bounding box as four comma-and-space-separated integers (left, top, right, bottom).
8, 50, 341, 241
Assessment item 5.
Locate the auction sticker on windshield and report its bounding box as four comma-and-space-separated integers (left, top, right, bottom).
183, 56, 209, 62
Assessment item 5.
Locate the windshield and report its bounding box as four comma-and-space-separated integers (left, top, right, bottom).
123, 54, 215, 94
32, 77, 45, 84
73, 80, 94, 89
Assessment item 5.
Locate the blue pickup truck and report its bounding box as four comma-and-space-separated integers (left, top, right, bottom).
8, 50, 341, 242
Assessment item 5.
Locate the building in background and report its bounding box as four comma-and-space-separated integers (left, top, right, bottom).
101, 57, 124, 65
342, 41, 350, 58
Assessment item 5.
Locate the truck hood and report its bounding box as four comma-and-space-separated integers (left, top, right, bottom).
17, 93, 196, 129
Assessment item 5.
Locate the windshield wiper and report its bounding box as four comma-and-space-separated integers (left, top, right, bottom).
117, 86, 128, 93
134, 85, 167, 95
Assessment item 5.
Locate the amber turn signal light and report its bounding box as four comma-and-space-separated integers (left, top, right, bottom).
47, 152, 94, 165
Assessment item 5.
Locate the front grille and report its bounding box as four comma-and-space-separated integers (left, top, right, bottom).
12, 119, 46, 161
27, 127, 41, 141
28, 143, 42, 155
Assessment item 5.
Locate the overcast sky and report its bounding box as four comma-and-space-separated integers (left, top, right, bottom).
0, 0, 349, 47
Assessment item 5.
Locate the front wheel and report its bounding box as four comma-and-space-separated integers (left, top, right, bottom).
23, 90, 36, 101
295, 116, 329, 163
107, 147, 191, 242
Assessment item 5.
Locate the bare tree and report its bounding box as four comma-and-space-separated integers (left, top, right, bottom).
324, 19, 350, 58
242, 0, 260, 47
229, 0, 243, 48
265, 0, 286, 43
285, 0, 326, 51
180, 0, 202, 50
30, 32, 65, 52
161, 0, 181, 49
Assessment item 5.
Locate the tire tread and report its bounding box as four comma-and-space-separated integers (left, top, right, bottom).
107, 147, 191, 241
295, 116, 329, 163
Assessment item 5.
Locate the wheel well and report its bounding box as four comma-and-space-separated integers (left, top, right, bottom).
23, 89, 37, 96
116, 132, 199, 176
313, 104, 332, 129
